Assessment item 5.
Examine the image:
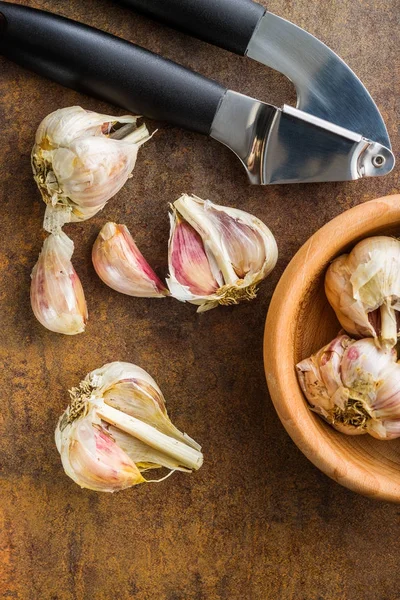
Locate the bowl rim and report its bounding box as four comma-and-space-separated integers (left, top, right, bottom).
264, 194, 400, 502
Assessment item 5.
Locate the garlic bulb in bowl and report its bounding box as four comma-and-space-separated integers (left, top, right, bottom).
32, 106, 151, 228
325, 236, 400, 348
167, 194, 278, 312
56, 362, 203, 492
296, 333, 400, 439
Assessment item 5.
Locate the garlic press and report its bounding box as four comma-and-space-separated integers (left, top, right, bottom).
0, 0, 395, 184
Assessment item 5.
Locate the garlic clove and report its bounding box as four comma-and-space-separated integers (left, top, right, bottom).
102, 379, 202, 451
325, 255, 374, 339
105, 425, 193, 472
30, 232, 88, 335
56, 408, 144, 492
325, 236, 400, 348
296, 334, 351, 415
88, 361, 201, 451
92, 222, 168, 298
55, 362, 203, 492
32, 106, 151, 226
340, 338, 397, 388
367, 418, 400, 440
167, 194, 278, 312
167, 210, 220, 297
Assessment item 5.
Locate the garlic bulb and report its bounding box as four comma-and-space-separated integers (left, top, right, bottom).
30, 232, 88, 335
167, 194, 278, 312
32, 106, 150, 226
55, 362, 203, 492
92, 222, 168, 297
296, 334, 400, 439
325, 236, 400, 348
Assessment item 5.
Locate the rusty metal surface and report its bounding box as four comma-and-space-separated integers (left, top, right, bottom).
0, 0, 399, 598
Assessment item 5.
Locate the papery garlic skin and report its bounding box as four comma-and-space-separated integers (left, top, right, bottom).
92, 222, 168, 298
167, 194, 278, 312
30, 232, 88, 335
55, 405, 144, 493
325, 236, 400, 348
32, 106, 150, 225
55, 362, 203, 492
296, 334, 400, 439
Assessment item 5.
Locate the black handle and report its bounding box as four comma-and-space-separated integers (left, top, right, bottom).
0, 2, 226, 135
118, 0, 266, 55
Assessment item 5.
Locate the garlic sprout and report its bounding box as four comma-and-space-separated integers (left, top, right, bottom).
167, 194, 278, 312
30, 232, 88, 335
297, 334, 400, 439
325, 236, 400, 348
55, 362, 203, 492
92, 222, 168, 298
32, 106, 151, 227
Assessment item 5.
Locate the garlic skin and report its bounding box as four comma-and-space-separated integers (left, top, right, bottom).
55, 362, 203, 492
30, 232, 88, 335
167, 194, 278, 312
296, 334, 400, 439
32, 106, 150, 226
92, 222, 168, 297
325, 236, 400, 348
55, 405, 145, 493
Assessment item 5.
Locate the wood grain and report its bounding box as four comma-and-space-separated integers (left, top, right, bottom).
264, 195, 400, 501
0, 0, 399, 598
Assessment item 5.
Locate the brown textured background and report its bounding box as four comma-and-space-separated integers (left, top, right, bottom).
0, 0, 399, 598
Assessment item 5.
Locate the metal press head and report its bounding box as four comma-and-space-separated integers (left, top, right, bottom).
211, 12, 395, 184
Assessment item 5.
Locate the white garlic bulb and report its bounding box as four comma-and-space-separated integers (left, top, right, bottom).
55, 362, 203, 492
92, 222, 168, 297
166, 194, 278, 312
32, 106, 150, 226
325, 236, 400, 348
30, 232, 88, 335
296, 334, 400, 439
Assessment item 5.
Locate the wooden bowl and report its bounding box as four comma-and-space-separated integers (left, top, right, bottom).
264, 194, 400, 502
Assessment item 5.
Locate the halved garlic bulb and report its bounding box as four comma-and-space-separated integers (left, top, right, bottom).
32, 106, 151, 227
325, 236, 400, 348
55, 362, 203, 492
167, 194, 278, 312
296, 333, 400, 439
30, 232, 88, 335
92, 222, 168, 297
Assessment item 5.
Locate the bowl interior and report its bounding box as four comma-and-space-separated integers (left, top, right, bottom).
295, 235, 400, 482
265, 197, 400, 501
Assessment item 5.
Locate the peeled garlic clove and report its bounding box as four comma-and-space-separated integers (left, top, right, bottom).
32, 106, 151, 226
92, 222, 168, 297
166, 194, 278, 312
55, 362, 203, 492
297, 334, 400, 439
325, 236, 400, 348
30, 232, 88, 335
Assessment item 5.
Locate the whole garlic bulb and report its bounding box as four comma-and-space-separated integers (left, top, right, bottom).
32, 106, 150, 226
296, 334, 400, 439
56, 362, 203, 492
92, 222, 168, 297
30, 232, 88, 335
167, 194, 278, 312
325, 236, 400, 348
